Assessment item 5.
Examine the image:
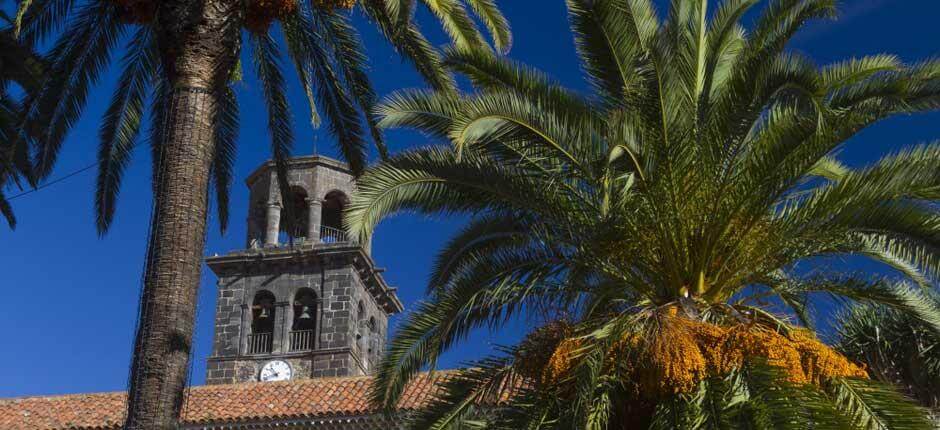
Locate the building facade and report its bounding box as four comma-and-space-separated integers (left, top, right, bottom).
204, 156, 402, 385
0, 156, 429, 430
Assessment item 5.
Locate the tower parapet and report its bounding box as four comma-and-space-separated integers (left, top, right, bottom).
244, 155, 361, 248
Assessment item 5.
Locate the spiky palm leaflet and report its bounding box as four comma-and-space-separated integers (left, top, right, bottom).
837, 293, 940, 413
0, 5, 45, 228
12, 0, 510, 427
346, 0, 940, 428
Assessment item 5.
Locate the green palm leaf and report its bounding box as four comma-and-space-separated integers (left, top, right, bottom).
95, 25, 157, 234
353, 1, 939, 427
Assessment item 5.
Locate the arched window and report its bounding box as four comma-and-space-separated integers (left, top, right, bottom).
280, 186, 309, 239
320, 190, 349, 242
249, 290, 276, 354
290, 288, 317, 351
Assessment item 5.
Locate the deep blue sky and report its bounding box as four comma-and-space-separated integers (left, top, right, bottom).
1, 0, 938, 398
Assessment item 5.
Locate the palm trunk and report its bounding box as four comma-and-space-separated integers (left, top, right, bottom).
123, 1, 240, 429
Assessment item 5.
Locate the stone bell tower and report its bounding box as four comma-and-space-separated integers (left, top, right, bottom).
204, 156, 402, 385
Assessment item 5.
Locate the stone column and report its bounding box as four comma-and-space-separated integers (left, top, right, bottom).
238, 304, 251, 356
274, 302, 290, 353
264, 203, 281, 247
245, 216, 253, 248
316, 297, 327, 350
306, 198, 322, 242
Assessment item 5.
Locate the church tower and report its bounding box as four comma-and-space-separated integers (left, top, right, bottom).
204, 156, 402, 385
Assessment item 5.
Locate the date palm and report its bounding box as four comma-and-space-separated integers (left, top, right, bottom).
346, 0, 940, 428
12, 0, 508, 428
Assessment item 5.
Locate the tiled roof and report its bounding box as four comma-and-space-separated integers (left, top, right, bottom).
0, 373, 449, 430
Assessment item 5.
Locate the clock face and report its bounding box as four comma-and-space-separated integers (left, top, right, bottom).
259, 360, 292, 382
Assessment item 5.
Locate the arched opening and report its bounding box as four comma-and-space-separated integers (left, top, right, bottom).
290, 288, 317, 351
280, 186, 309, 240
320, 190, 349, 242
249, 290, 276, 354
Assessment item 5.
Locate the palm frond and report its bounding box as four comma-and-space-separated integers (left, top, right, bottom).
565, 0, 658, 106
0, 186, 15, 228
406, 357, 518, 430
13, 0, 74, 44
371, 253, 556, 410
359, 0, 455, 92
376, 89, 460, 140
442, 47, 593, 115
836, 300, 940, 410
281, 12, 368, 174
464, 0, 512, 54
819, 55, 901, 91
800, 276, 940, 333
419, 0, 488, 53
345, 147, 571, 243
94, 25, 156, 234
856, 234, 940, 289
0, 29, 46, 92
828, 377, 933, 430
210, 86, 238, 234
250, 30, 295, 230
311, 9, 388, 158
28, 0, 123, 179
282, 6, 322, 130
428, 211, 526, 294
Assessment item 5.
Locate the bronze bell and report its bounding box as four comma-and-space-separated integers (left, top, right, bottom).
258, 307, 270, 319
299, 305, 313, 320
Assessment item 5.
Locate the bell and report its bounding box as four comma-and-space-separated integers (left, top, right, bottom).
299, 306, 313, 320
258, 307, 270, 319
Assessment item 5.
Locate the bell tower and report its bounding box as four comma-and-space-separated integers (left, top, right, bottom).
204, 156, 402, 385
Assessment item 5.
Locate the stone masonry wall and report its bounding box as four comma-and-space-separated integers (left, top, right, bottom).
206, 249, 389, 384
208, 156, 393, 386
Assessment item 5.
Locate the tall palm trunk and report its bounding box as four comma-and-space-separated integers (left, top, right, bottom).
124, 1, 240, 429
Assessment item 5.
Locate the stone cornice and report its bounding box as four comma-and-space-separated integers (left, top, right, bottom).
245, 156, 351, 188
205, 243, 403, 314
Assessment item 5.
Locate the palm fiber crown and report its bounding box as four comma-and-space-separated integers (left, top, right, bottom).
346, 0, 940, 428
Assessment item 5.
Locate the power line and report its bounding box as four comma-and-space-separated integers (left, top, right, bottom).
7, 161, 99, 201
7, 139, 146, 201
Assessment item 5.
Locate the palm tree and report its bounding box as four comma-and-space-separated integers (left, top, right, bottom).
837, 294, 940, 412
0, 5, 44, 228
345, 0, 940, 427
12, 0, 509, 428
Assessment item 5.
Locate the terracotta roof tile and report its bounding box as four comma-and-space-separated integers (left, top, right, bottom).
0, 373, 453, 430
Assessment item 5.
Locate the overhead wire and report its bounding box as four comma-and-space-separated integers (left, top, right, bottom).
7, 139, 146, 201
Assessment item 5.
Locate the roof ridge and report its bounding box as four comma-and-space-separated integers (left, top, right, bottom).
0, 391, 124, 404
